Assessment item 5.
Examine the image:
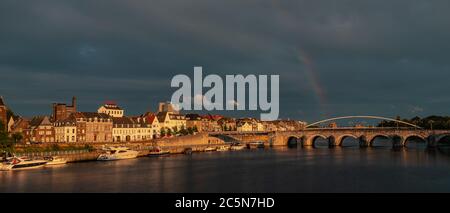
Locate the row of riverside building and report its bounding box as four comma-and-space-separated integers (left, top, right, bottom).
1, 96, 307, 143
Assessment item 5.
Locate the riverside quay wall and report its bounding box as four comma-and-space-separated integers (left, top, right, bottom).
14, 133, 227, 157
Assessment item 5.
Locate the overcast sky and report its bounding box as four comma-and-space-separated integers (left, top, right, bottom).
1, 0, 450, 122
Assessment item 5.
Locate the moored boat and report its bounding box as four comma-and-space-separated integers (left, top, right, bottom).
1, 156, 47, 171
44, 156, 67, 166
230, 144, 246, 151
148, 147, 170, 156
248, 141, 265, 149
204, 147, 217, 152
97, 147, 139, 161
216, 145, 230, 152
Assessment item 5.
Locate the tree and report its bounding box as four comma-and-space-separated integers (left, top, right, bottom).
11, 132, 23, 144
187, 127, 194, 135
0, 121, 14, 153
160, 128, 166, 137
180, 125, 188, 136
376, 115, 450, 130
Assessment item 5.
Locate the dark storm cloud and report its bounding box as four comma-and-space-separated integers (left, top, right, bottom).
1, 0, 450, 121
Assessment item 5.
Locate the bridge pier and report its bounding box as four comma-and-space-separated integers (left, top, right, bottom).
359, 136, 369, 148
303, 137, 313, 147
328, 136, 337, 148
392, 136, 404, 149
427, 135, 438, 148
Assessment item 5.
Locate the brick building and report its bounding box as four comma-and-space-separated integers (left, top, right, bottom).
52, 96, 77, 121
10, 117, 30, 142
0, 96, 7, 130
26, 116, 55, 143
72, 112, 112, 143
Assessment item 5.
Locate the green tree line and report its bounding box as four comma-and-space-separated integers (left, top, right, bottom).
0, 121, 16, 153
378, 116, 450, 129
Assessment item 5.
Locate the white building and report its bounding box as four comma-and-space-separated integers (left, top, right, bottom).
112, 116, 152, 142
54, 116, 77, 143
237, 122, 253, 132
236, 119, 265, 132
141, 112, 161, 139
157, 112, 186, 132
98, 103, 124, 118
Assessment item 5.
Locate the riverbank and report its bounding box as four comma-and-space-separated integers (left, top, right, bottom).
11, 143, 237, 163
3, 133, 273, 163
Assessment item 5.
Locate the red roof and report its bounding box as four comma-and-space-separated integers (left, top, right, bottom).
104, 100, 117, 105
142, 112, 157, 124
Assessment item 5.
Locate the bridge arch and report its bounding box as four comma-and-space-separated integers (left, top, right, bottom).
305, 116, 422, 129
404, 135, 427, 147
368, 134, 391, 147
437, 135, 450, 146
336, 134, 358, 146
306, 134, 334, 147
287, 136, 300, 148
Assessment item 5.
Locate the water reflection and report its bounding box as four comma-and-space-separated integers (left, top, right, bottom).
2, 147, 450, 193
437, 146, 450, 155
437, 136, 450, 156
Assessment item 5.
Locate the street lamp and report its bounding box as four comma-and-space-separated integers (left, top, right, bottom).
429, 120, 434, 131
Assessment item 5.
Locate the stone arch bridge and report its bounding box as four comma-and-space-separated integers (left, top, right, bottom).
272, 128, 450, 148
211, 116, 450, 149
274, 116, 450, 148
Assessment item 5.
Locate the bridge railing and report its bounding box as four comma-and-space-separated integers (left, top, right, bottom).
302, 127, 420, 130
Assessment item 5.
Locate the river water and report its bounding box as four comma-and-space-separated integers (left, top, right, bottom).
2, 140, 450, 193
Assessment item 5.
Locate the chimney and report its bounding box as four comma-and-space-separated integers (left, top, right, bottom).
72, 96, 77, 111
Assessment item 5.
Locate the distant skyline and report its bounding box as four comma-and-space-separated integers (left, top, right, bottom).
1, 1, 450, 122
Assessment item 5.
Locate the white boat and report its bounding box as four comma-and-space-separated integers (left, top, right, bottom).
97, 147, 139, 161
248, 141, 265, 149
204, 147, 217, 152
44, 156, 67, 166
0, 156, 47, 171
216, 145, 230, 152
231, 144, 246, 151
